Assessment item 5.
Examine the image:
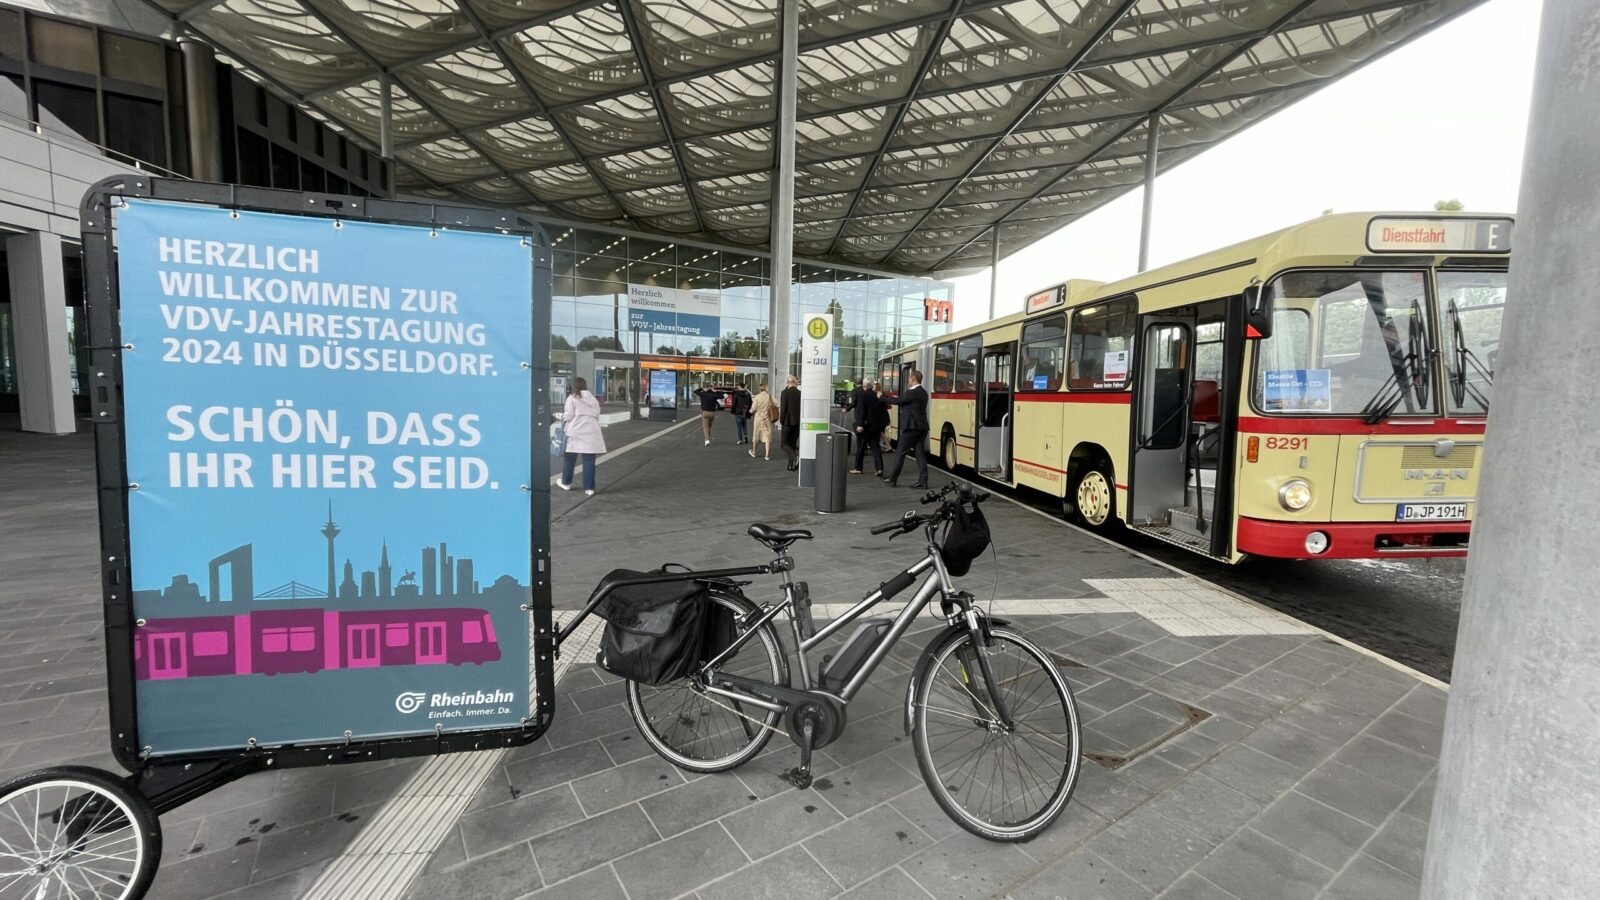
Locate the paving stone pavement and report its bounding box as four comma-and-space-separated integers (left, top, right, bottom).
1, 416, 1447, 898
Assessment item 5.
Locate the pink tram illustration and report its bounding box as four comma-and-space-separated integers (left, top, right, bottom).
133, 607, 501, 680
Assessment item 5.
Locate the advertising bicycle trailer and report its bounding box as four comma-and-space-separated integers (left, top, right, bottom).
0, 177, 556, 898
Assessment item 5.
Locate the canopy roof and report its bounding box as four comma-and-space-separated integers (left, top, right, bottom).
145, 0, 1483, 274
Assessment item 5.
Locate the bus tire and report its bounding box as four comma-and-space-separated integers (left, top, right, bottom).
940, 428, 958, 471
1070, 462, 1121, 534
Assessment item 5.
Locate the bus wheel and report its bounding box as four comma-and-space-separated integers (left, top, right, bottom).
1072, 464, 1120, 534
940, 432, 958, 470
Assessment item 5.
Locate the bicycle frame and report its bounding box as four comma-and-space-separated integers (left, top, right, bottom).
700, 537, 958, 706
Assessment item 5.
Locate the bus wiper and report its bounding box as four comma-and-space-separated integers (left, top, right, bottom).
1360, 296, 1428, 425
1447, 299, 1493, 410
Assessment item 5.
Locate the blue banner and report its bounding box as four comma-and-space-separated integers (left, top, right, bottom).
116, 199, 533, 753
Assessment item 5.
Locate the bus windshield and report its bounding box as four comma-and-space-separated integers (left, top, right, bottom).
1251, 270, 1433, 417
1438, 270, 1507, 415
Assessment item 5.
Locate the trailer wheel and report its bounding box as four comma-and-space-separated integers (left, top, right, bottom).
0, 765, 161, 899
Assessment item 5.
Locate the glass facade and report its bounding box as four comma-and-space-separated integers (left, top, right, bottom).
550, 226, 953, 404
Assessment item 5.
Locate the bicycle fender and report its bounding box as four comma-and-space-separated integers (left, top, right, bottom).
902, 617, 1012, 736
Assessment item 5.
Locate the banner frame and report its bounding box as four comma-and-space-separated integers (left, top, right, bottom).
80, 176, 556, 811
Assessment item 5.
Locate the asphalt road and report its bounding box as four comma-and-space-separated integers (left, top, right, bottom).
1110, 532, 1465, 683
939, 462, 1467, 683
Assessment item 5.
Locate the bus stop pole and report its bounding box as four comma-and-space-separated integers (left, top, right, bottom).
1137, 111, 1160, 272
1421, 2, 1600, 895
768, 0, 798, 391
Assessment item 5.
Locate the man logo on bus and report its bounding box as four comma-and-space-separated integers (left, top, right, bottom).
395, 691, 428, 714
807, 318, 830, 340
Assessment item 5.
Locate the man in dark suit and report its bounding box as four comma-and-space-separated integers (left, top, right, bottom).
779, 374, 802, 471
882, 370, 930, 488
849, 381, 886, 476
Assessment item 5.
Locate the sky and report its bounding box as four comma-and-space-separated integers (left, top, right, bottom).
947, 0, 1543, 329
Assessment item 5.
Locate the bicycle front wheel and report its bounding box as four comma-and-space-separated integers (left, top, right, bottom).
910, 627, 1081, 842
626, 591, 789, 773
0, 766, 161, 900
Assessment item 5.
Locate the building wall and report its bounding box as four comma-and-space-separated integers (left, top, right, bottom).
0, 0, 388, 423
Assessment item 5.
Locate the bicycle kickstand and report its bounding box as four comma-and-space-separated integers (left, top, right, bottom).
787, 715, 817, 790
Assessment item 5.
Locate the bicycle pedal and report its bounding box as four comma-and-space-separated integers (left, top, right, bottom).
784, 765, 813, 790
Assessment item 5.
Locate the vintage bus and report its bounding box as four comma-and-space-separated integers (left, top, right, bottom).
880, 211, 1510, 562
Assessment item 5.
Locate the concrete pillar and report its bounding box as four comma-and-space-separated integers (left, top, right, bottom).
988, 225, 1000, 320
178, 38, 223, 182
5, 231, 75, 434
1137, 112, 1160, 272
1421, 2, 1600, 896
767, 0, 798, 392
379, 75, 394, 160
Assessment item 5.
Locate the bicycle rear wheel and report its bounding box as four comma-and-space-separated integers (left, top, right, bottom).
626, 591, 788, 773
910, 627, 1081, 842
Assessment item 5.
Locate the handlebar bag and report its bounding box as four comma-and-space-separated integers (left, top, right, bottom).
940, 499, 991, 577
595, 569, 708, 686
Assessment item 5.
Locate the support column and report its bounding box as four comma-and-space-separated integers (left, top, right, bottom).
1421, 1, 1600, 896
1137, 112, 1160, 272
5, 231, 75, 434
178, 38, 223, 182
379, 75, 395, 196
767, 0, 798, 393
988, 225, 1000, 320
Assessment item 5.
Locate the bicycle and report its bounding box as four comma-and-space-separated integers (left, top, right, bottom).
560, 483, 1083, 842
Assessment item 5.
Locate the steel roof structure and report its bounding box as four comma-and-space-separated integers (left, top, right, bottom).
140, 0, 1483, 275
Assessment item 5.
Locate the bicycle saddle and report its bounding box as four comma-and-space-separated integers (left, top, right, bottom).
747, 523, 814, 548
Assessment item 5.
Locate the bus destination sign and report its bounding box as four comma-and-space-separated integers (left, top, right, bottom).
1365, 217, 1513, 253
1026, 284, 1065, 313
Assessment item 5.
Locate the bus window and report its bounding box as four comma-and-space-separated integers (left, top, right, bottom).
879, 359, 900, 395
1438, 270, 1507, 415
1020, 315, 1066, 391
955, 336, 981, 391
1068, 297, 1137, 390
1194, 321, 1224, 383
1250, 270, 1433, 416
933, 341, 956, 392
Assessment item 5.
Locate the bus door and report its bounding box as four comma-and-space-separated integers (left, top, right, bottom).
1129, 316, 1194, 526
976, 343, 1015, 479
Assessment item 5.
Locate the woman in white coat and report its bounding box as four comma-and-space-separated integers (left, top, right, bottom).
556, 377, 607, 495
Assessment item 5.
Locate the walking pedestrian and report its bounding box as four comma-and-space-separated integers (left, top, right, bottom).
555, 377, 606, 496
850, 380, 888, 476
749, 382, 776, 461
693, 383, 720, 445
779, 374, 801, 471
731, 383, 753, 444
882, 369, 930, 489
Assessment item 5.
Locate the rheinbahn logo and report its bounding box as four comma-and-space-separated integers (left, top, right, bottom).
395, 691, 428, 714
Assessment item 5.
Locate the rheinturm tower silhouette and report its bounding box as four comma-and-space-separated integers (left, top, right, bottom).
321, 500, 340, 600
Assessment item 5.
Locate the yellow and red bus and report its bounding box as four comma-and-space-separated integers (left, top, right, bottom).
880, 211, 1510, 562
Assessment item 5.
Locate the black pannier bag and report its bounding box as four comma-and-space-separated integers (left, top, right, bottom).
940, 497, 991, 577
595, 569, 708, 686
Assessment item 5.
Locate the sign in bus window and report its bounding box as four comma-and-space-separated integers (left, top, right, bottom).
1262, 369, 1332, 411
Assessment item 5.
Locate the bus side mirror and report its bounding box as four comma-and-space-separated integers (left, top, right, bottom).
1242, 285, 1272, 340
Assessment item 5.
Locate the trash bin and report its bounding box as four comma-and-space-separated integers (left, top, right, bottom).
815, 430, 850, 513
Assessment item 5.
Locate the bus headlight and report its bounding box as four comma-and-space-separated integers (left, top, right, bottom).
1278, 480, 1313, 511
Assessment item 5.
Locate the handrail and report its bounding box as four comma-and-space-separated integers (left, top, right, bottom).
0, 108, 187, 180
